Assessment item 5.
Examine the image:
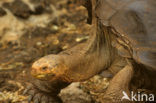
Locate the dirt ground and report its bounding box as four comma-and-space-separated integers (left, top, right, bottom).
0, 0, 109, 103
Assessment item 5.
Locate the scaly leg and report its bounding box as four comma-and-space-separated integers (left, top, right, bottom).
102, 64, 134, 103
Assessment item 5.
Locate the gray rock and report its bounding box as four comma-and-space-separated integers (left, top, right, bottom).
59, 83, 93, 103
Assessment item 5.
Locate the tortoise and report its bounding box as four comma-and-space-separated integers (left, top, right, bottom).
23, 0, 156, 103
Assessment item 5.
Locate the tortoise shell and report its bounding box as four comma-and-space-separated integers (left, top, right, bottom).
95, 0, 156, 69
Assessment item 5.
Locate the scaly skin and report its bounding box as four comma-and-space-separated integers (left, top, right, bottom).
24, 0, 130, 103
24, 12, 121, 103
26, 22, 117, 103
31, 37, 114, 82
26, 20, 136, 103
24, 0, 156, 103
23, 78, 69, 103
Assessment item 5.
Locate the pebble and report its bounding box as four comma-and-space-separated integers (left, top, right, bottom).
75, 36, 89, 42
36, 42, 42, 46
67, 24, 76, 30
51, 25, 59, 31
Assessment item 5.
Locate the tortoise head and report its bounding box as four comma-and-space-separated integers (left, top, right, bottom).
31, 55, 67, 81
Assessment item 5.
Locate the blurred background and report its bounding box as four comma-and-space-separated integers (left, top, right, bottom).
0, 0, 109, 103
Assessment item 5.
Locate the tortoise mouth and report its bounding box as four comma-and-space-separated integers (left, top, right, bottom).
32, 73, 56, 80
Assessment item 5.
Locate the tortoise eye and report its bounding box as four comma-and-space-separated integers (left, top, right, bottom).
41, 66, 48, 71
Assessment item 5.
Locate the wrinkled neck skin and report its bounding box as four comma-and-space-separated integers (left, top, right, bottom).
53, 0, 117, 82
58, 20, 116, 82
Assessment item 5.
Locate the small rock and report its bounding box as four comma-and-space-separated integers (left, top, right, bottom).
0, 7, 6, 17
62, 44, 69, 50
3, 0, 32, 19
52, 25, 59, 30
33, 5, 45, 15
76, 36, 89, 43
53, 39, 59, 45
29, 0, 53, 14
36, 42, 42, 46
67, 24, 76, 30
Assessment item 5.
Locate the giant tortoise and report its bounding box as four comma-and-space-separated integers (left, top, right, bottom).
23, 0, 156, 103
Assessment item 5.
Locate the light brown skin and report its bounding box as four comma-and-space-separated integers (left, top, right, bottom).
31, 0, 116, 83
31, 29, 115, 82
27, 16, 131, 103
24, 0, 156, 103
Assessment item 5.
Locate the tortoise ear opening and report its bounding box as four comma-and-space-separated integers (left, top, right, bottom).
76, 0, 93, 24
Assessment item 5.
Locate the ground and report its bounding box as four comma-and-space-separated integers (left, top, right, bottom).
0, 0, 109, 103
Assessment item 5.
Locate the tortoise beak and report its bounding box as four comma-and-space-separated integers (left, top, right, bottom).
31, 68, 56, 80
30, 67, 43, 78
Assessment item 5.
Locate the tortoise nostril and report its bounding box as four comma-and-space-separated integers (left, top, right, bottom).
31, 68, 38, 76
31, 68, 36, 73
42, 66, 48, 71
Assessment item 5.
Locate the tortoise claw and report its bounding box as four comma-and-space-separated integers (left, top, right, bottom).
28, 90, 36, 96
34, 99, 39, 103
41, 95, 49, 103
23, 84, 33, 95
28, 95, 33, 102
33, 93, 41, 103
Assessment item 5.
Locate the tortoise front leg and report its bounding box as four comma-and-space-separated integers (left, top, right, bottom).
23, 77, 70, 103
102, 64, 134, 103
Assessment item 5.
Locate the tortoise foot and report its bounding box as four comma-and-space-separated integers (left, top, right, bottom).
23, 83, 62, 103
101, 64, 134, 103
102, 90, 132, 103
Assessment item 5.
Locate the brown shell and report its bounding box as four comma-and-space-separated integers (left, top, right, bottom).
95, 0, 156, 69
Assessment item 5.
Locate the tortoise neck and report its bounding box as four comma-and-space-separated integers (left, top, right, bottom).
86, 21, 113, 54
84, 20, 115, 68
